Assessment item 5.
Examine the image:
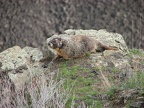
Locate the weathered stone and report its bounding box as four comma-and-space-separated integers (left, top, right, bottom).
112, 58, 131, 69
0, 46, 43, 71
0, 46, 45, 90
64, 29, 128, 52
23, 46, 43, 62
130, 101, 144, 108
47, 29, 128, 56
0, 46, 28, 70
46, 29, 130, 70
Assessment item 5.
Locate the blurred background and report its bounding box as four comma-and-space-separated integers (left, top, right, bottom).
0, 0, 143, 52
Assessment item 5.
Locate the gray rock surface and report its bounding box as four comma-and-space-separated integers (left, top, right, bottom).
0, 46, 28, 70
0, 46, 43, 70
47, 29, 128, 55
65, 29, 128, 52
0, 46, 44, 89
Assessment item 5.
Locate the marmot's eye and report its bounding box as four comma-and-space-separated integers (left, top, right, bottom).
48, 43, 51, 46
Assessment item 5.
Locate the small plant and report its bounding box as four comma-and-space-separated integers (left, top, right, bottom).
112, 67, 119, 73
129, 49, 144, 56
121, 71, 144, 90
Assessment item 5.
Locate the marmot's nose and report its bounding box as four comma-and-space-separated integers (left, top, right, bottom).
48, 43, 50, 46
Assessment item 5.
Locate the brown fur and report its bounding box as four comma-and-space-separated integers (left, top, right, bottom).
47, 35, 118, 60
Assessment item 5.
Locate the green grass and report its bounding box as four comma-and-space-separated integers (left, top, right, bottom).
129, 49, 144, 56
55, 51, 144, 107
105, 87, 116, 99
121, 71, 144, 90
112, 67, 119, 73
57, 62, 102, 107
103, 70, 144, 107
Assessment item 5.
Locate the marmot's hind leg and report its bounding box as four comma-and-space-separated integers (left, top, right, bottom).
95, 46, 105, 52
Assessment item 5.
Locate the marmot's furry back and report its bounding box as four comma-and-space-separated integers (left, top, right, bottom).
47, 35, 118, 59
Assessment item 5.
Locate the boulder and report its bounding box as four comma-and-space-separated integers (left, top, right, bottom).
0, 46, 44, 90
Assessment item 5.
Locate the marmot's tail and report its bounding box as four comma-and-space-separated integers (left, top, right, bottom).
96, 43, 118, 52
102, 44, 118, 50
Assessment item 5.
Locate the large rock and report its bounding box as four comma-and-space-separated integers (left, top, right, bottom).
46, 29, 129, 69
0, 46, 43, 70
69, 29, 128, 51
45, 29, 133, 77
0, 46, 44, 89
47, 29, 128, 53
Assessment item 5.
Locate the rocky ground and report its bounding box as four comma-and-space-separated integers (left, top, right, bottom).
0, 0, 144, 52
0, 30, 144, 108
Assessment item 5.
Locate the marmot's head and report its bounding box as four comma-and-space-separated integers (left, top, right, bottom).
48, 37, 64, 49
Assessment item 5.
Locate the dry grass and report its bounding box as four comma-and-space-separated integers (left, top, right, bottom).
99, 69, 111, 89
0, 71, 71, 108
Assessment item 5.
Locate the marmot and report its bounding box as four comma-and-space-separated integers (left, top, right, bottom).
47, 35, 118, 60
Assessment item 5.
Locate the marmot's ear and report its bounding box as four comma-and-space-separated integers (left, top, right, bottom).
58, 38, 62, 41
